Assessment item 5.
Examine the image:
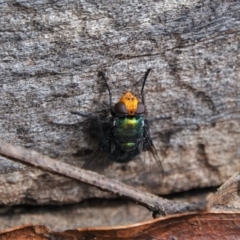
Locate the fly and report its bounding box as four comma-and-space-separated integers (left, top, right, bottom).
72, 69, 164, 186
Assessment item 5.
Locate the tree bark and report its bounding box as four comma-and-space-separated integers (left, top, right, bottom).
0, 0, 240, 207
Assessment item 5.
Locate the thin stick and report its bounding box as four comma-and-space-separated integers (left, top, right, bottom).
0, 139, 204, 216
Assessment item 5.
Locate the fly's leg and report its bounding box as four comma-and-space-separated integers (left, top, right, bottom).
147, 116, 171, 124
141, 69, 152, 105
98, 71, 113, 109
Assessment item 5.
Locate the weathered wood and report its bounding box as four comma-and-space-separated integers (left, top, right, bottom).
2, 212, 240, 239
0, 0, 240, 206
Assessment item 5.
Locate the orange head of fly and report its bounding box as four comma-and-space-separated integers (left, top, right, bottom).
113, 91, 145, 115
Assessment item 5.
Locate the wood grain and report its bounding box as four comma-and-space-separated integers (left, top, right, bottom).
1, 213, 240, 240
0, 0, 240, 205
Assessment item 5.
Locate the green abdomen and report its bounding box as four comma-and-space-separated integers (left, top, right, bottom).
113, 116, 144, 151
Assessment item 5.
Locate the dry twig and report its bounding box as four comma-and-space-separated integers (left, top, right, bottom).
0, 139, 204, 216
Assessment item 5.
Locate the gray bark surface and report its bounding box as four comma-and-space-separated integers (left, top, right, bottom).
0, 0, 240, 210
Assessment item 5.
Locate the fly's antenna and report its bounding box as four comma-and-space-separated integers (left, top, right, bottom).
99, 71, 112, 109
141, 68, 151, 105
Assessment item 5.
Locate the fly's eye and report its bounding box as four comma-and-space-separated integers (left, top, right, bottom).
135, 103, 145, 114
114, 102, 127, 114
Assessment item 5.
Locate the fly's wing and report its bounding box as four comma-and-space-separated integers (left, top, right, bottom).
71, 110, 114, 172
81, 129, 114, 173
140, 125, 165, 189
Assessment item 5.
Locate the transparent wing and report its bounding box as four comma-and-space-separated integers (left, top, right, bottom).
134, 125, 165, 190
81, 130, 113, 173
71, 110, 114, 172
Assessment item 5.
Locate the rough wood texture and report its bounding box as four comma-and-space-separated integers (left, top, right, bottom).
208, 172, 240, 210
0, 0, 240, 205
2, 212, 240, 239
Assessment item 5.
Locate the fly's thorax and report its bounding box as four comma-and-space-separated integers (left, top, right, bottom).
113, 115, 145, 129
112, 115, 145, 150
